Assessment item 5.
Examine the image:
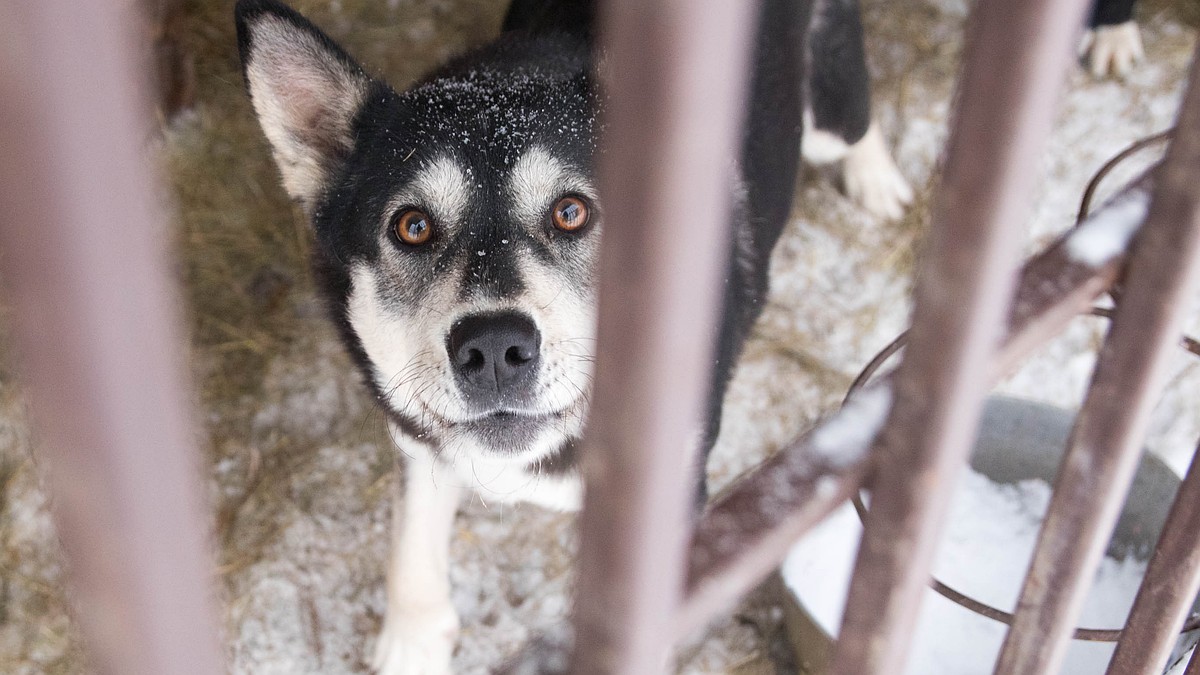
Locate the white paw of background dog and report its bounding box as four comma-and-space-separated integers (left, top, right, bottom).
372, 603, 459, 675
842, 123, 914, 221
1081, 21, 1145, 78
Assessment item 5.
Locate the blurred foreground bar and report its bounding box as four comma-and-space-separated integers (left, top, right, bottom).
568, 0, 762, 672
0, 2, 223, 674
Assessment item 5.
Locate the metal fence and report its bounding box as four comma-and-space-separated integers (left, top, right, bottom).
2, 0, 1200, 674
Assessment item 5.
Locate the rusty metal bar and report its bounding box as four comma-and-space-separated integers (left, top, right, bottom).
0, 3, 223, 675
567, 0, 762, 672
138, 0, 194, 119
996, 45, 1200, 675
997, 171, 1153, 372
827, 0, 1092, 671
1106, 443, 1200, 674
682, 445, 869, 635
679, 170, 1152, 636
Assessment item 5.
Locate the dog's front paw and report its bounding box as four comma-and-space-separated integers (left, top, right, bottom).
372, 602, 459, 675
842, 123, 913, 221
1081, 22, 1144, 79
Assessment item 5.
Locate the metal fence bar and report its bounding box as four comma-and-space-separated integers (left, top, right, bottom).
1106, 444, 1200, 674
678, 171, 1153, 636
0, 3, 223, 675
995, 44, 1200, 675
827, 0, 1092, 672
138, 0, 194, 119
567, 0, 761, 672
997, 172, 1154, 372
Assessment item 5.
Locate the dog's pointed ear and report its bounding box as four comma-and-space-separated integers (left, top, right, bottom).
235, 0, 373, 209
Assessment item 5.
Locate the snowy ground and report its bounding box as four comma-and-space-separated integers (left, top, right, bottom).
0, 0, 1196, 673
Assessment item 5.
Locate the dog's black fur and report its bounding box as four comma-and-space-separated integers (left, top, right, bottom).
1092, 0, 1138, 29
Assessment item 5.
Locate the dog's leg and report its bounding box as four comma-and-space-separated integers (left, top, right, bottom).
1081, 23, 1144, 78
373, 443, 462, 675
803, 114, 913, 221
804, 0, 912, 220
1081, 0, 1142, 78
842, 121, 913, 221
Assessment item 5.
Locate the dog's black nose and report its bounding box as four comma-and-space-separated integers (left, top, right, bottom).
448, 311, 541, 405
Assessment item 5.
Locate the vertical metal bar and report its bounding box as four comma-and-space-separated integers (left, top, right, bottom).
567, 1, 761, 672
138, 0, 194, 119
828, 0, 1091, 672
995, 45, 1200, 675
0, 3, 223, 675
1106, 445, 1200, 675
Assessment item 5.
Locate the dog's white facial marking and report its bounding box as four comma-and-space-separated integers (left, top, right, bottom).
519, 254, 596, 415
508, 145, 596, 228
347, 264, 458, 424
389, 156, 472, 234
244, 16, 368, 208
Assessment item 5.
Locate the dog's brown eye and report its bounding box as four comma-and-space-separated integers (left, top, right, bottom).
551, 196, 590, 233
393, 209, 432, 245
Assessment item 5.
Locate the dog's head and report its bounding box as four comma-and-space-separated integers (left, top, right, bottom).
236, 1, 599, 473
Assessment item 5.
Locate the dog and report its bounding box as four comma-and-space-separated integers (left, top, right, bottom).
236, 0, 811, 670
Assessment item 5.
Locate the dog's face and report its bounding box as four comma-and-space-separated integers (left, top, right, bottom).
237, 2, 599, 474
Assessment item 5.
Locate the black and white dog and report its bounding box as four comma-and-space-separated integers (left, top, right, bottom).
234, 0, 1141, 671
235, 0, 811, 670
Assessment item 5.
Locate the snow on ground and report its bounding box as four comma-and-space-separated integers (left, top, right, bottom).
0, 1, 1196, 673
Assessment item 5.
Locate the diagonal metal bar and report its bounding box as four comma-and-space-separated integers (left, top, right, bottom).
678, 171, 1154, 637
1105, 442, 1200, 675
996, 170, 1154, 373
827, 0, 1093, 671
995, 44, 1200, 675
566, 0, 762, 672
0, 2, 223, 675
